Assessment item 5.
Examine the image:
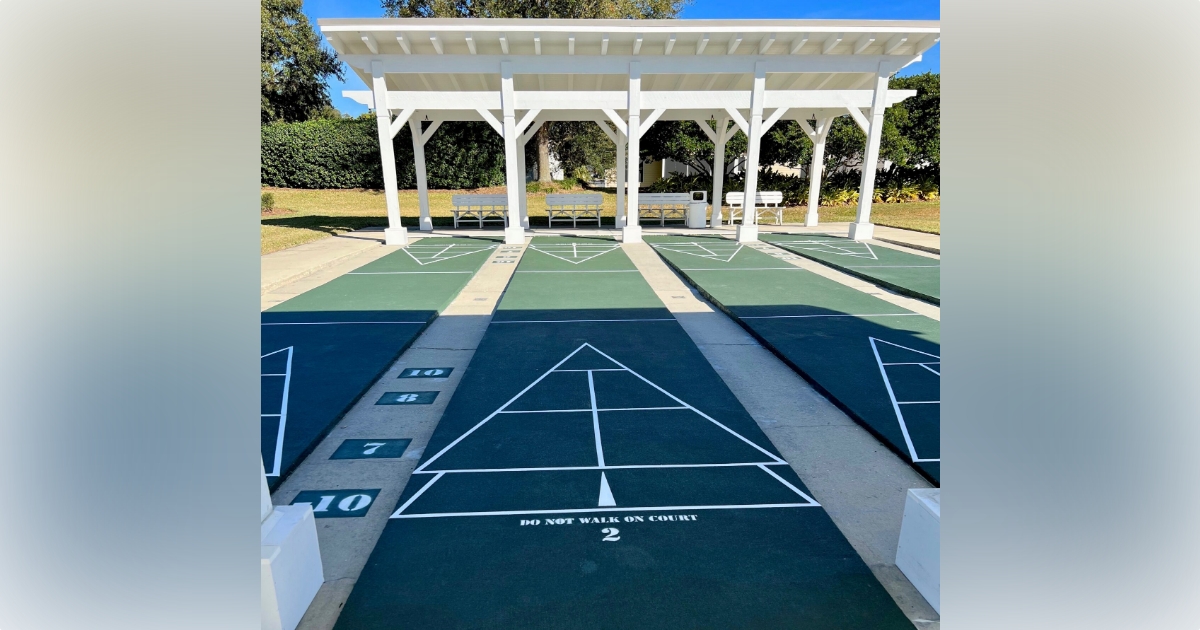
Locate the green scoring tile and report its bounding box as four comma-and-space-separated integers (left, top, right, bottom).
376, 391, 439, 405
330, 439, 412, 460
397, 367, 454, 379
291, 489, 380, 518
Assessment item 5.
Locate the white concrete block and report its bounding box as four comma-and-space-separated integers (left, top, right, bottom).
896, 488, 940, 614
262, 504, 324, 630
736, 223, 759, 242
504, 226, 526, 245
384, 227, 409, 246
848, 221, 875, 241
622, 224, 643, 243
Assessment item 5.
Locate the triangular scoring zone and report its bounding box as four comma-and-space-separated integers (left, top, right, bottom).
527, 243, 620, 265
403, 243, 498, 266
651, 242, 744, 263
261, 346, 293, 477
869, 337, 940, 463
391, 343, 819, 518
774, 239, 879, 260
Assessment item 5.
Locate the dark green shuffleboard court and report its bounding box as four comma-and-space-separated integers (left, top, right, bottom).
261, 237, 498, 489
335, 236, 913, 630
647, 236, 940, 484
759, 233, 940, 304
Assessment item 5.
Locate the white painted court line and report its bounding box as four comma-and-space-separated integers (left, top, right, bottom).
679, 267, 802, 271
349, 271, 476, 275
416, 342, 787, 474
402, 244, 497, 266
527, 244, 621, 265
492, 318, 676, 324
757, 464, 821, 506
415, 461, 789, 474
651, 242, 745, 263
769, 239, 879, 260
740, 313, 919, 320
869, 337, 941, 464
845, 265, 939, 269
496, 406, 688, 414
391, 472, 446, 515
587, 370, 606, 467
516, 270, 640, 273
261, 346, 293, 477
261, 321, 426, 326
392, 503, 821, 519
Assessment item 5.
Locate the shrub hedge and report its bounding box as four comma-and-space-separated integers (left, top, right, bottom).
261, 117, 507, 189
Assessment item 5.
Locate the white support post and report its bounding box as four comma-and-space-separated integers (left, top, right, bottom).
615, 134, 627, 228
372, 61, 406, 246
500, 61, 524, 244
623, 62, 642, 243
850, 65, 889, 241
710, 117, 730, 228
805, 117, 833, 227
517, 140, 530, 228
737, 62, 766, 243
409, 118, 433, 231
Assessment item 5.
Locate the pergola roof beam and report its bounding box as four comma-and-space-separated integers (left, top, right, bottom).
884, 34, 907, 54
727, 34, 742, 55
343, 53, 918, 76
696, 34, 709, 55
534, 33, 541, 55
568, 35, 575, 55
346, 88, 915, 112
759, 33, 776, 54
430, 34, 443, 54
822, 33, 843, 54
853, 34, 876, 54
395, 34, 410, 54
601, 35, 609, 55
465, 33, 477, 54
360, 32, 379, 54
665, 33, 676, 55
499, 33, 509, 54
790, 34, 809, 54
633, 35, 643, 55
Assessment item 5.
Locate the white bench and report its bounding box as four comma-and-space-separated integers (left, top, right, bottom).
725, 191, 785, 225
451, 194, 509, 229
545, 193, 603, 228
637, 193, 691, 226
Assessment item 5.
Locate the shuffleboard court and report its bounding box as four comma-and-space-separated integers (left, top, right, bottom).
334, 235, 913, 630
262, 237, 498, 489
759, 233, 940, 304
647, 235, 940, 484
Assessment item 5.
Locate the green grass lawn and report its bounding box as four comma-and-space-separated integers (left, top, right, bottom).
261, 187, 941, 255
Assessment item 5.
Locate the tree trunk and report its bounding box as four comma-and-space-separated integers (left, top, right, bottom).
537, 124, 552, 184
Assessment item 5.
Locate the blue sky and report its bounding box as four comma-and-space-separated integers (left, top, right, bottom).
303, 0, 939, 116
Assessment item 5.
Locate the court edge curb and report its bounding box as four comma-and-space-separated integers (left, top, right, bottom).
262, 242, 383, 295
875, 237, 941, 256
653, 252, 941, 488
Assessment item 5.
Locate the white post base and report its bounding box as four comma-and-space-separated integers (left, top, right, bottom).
419, 217, 433, 232
622, 224, 643, 243
615, 214, 627, 229
736, 223, 759, 242
805, 210, 819, 227
384, 227, 409, 246
896, 488, 940, 614
848, 222, 874, 241
262, 504, 324, 630
504, 226, 526, 245
521, 216, 530, 229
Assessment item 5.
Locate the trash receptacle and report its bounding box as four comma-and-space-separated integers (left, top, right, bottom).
687, 191, 708, 228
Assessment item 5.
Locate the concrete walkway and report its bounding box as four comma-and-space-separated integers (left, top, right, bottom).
261, 227, 386, 295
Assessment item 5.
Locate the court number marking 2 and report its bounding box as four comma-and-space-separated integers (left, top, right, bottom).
311, 494, 373, 514
601, 527, 620, 542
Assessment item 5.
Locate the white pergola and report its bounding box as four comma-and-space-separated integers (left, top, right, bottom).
317, 18, 940, 245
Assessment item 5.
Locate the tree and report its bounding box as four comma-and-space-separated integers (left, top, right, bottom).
888, 72, 939, 167
261, 0, 344, 123
383, 0, 690, 182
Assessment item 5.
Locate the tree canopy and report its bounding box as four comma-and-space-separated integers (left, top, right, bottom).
261, 0, 344, 123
